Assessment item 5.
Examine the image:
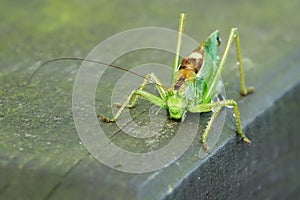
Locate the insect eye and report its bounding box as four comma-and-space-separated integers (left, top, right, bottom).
217, 36, 221, 46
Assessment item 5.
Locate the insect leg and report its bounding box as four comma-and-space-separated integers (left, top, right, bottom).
127, 73, 167, 108
172, 12, 186, 82
202, 106, 222, 150
189, 99, 251, 149
231, 28, 255, 95
99, 89, 165, 123
99, 73, 167, 123
204, 28, 254, 101
98, 89, 137, 123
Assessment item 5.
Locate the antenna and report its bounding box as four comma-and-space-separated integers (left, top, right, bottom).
27, 57, 168, 91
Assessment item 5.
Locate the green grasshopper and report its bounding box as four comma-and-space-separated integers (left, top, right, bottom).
29, 13, 254, 150
98, 13, 254, 149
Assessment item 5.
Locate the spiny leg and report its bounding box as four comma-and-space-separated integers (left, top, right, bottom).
201, 106, 222, 150
204, 28, 254, 101
190, 99, 251, 149
98, 73, 167, 123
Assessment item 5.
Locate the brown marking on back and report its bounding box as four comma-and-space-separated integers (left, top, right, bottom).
173, 76, 186, 90
193, 44, 203, 54
173, 69, 196, 91
178, 45, 204, 74
178, 56, 203, 74
173, 44, 204, 91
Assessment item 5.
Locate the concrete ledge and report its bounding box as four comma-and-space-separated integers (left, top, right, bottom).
1, 56, 299, 199
164, 83, 300, 200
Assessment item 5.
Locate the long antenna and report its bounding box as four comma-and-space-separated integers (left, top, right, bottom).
27, 57, 168, 90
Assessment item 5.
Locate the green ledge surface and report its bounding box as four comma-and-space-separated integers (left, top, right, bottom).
1, 0, 299, 199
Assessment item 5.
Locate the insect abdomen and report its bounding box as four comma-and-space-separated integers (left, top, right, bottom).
173, 45, 204, 91
178, 47, 204, 74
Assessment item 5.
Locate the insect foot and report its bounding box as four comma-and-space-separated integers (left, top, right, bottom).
240, 86, 255, 96
236, 129, 251, 145
242, 136, 251, 144
201, 141, 210, 151
97, 114, 116, 123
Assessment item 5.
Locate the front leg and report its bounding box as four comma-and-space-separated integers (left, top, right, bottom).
98, 89, 166, 123
127, 73, 167, 108
98, 89, 137, 123
99, 72, 167, 123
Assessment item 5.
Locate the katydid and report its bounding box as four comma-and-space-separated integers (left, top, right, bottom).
98, 13, 254, 149
29, 13, 254, 150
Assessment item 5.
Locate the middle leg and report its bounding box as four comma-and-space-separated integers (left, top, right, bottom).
190, 99, 251, 149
